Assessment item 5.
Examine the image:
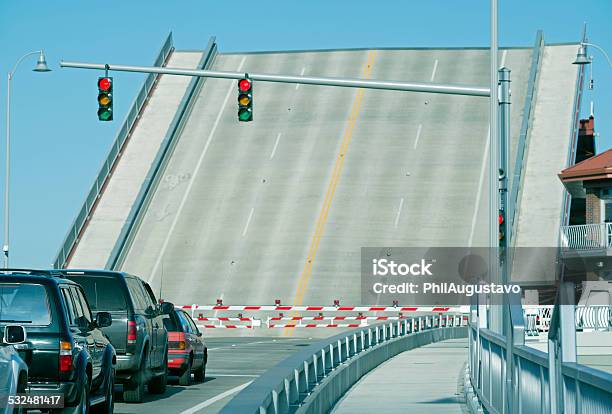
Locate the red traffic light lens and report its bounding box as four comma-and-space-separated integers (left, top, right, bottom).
98, 77, 112, 91
498, 213, 504, 225
239, 79, 251, 92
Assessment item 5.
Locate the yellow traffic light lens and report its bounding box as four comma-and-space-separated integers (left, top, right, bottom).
98, 95, 111, 106
238, 94, 251, 106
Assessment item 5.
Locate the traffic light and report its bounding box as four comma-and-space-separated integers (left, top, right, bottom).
498, 211, 505, 243
238, 78, 253, 122
97, 77, 113, 121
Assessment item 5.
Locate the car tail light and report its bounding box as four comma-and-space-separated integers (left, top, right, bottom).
169, 341, 186, 350
59, 341, 72, 372
127, 320, 137, 344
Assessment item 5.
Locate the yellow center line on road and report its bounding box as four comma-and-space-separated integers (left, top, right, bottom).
283, 50, 377, 337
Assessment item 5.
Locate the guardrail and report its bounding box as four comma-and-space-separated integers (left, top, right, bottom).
561, 33, 587, 228
509, 30, 544, 238
220, 314, 467, 414
107, 37, 218, 269
53, 33, 175, 269
560, 222, 612, 250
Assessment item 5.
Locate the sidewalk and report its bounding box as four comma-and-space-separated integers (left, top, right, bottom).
331, 338, 467, 414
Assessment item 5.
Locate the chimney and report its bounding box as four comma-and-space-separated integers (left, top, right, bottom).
579, 116, 595, 138
575, 105, 595, 164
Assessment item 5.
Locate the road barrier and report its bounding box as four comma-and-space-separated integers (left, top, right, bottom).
220, 315, 467, 414
182, 304, 469, 312
197, 324, 255, 329
183, 303, 609, 332
267, 314, 466, 329
180, 304, 470, 329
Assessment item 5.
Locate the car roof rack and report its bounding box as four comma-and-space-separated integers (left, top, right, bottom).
0, 268, 65, 278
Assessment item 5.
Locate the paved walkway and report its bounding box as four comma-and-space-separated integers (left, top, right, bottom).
332, 338, 468, 414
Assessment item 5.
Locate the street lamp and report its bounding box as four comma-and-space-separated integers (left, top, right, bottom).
4, 50, 51, 267
573, 42, 612, 67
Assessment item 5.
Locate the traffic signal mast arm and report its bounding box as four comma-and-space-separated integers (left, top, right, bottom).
61, 60, 490, 97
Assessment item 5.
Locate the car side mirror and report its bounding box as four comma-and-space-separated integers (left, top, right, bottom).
160, 302, 175, 315
4, 325, 26, 344
145, 305, 157, 316
197, 331, 203, 337
95, 312, 113, 328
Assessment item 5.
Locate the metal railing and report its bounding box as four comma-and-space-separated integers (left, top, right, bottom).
106, 37, 218, 269
524, 305, 612, 334
575, 305, 612, 331
467, 292, 612, 414
560, 28, 587, 229
509, 30, 544, 239
53, 33, 175, 269
220, 314, 467, 414
560, 223, 612, 250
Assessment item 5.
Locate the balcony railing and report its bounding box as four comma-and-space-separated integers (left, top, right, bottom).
560, 222, 612, 250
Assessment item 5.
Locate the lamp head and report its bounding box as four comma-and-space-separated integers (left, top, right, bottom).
573, 44, 591, 65
33, 51, 51, 72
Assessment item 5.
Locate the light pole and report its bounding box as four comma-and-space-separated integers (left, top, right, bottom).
4, 50, 51, 267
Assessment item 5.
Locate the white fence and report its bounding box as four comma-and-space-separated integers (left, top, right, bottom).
560, 222, 612, 249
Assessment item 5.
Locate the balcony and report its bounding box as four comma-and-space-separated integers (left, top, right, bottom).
560, 223, 612, 251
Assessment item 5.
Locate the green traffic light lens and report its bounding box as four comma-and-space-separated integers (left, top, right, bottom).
238, 108, 252, 121
98, 108, 113, 121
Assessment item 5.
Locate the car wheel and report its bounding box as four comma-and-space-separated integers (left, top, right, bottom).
122, 359, 145, 403
193, 359, 206, 383
178, 357, 192, 386
148, 354, 167, 394
92, 369, 114, 414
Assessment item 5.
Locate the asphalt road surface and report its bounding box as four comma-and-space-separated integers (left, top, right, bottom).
113, 337, 315, 414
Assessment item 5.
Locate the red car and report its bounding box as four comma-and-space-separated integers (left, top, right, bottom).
163, 308, 207, 385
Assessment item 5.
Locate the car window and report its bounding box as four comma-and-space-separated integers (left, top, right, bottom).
75, 288, 93, 324
70, 287, 84, 316
142, 282, 158, 308
70, 287, 92, 327
176, 311, 192, 333
126, 278, 148, 310
60, 287, 77, 325
184, 312, 199, 334
65, 275, 128, 312
162, 313, 179, 331
0, 283, 52, 325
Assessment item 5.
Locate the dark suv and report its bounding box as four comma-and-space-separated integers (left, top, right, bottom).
62, 270, 171, 403
0, 270, 116, 413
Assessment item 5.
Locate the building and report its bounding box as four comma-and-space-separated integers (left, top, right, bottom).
559, 116, 612, 305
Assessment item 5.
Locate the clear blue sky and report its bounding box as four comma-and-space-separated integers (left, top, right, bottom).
0, 0, 611, 267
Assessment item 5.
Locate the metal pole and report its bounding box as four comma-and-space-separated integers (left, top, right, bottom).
3, 50, 48, 268
489, 0, 502, 335
60, 61, 490, 97
3, 73, 10, 267
499, 67, 510, 281
499, 67, 512, 413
